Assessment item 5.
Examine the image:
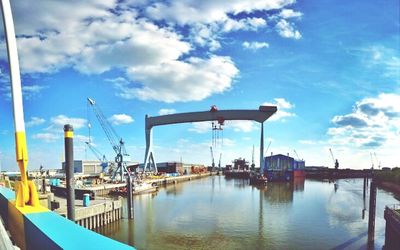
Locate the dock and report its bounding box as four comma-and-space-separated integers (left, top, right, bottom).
144, 172, 213, 186
53, 196, 123, 230
384, 205, 400, 248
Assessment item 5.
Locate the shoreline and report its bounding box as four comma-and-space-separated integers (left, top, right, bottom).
377, 181, 400, 198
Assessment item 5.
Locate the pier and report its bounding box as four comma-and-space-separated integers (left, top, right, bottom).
384, 205, 400, 249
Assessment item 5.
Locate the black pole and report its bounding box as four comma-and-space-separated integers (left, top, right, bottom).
363, 176, 366, 200
127, 174, 133, 219
64, 124, 75, 221
368, 180, 376, 244
42, 176, 46, 194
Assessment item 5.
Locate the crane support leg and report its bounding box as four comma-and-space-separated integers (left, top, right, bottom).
259, 122, 264, 174
144, 126, 157, 173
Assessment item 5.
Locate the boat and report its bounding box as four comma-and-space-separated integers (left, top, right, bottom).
109, 182, 158, 196
249, 173, 267, 186
224, 158, 250, 179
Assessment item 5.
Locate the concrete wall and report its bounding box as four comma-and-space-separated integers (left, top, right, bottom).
0, 187, 133, 250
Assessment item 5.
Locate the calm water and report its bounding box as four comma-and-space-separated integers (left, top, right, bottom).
97, 177, 399, 249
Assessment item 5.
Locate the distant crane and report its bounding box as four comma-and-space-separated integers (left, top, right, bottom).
251, 145, 255, 170
293, 149, 300, 161
374, 152, 381, 169
87, 97, 129, 181
329, 148, 339, 170
218, 153, 222, 171
370, 152, 375, 170
265, 141, 272, 156
85, 142, 109, 172
210, 146, 215, 170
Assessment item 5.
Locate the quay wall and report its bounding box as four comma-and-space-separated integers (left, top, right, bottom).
0, 186, 132, 250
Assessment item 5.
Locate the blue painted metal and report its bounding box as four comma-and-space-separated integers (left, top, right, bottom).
0, 187, 133, 250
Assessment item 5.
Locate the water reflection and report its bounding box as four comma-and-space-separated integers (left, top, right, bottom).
293, 177, 305, 192
264, 182, 294, 204
98, 177, 399, 250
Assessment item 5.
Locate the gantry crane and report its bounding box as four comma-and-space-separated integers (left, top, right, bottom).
143, 106, 277, 173
329, 148, 339, 170
210, 146, 215, 170
85, 141, 109, 172
87, 97, 129, 181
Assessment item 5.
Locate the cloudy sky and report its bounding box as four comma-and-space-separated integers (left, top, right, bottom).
0, 0, 399, 171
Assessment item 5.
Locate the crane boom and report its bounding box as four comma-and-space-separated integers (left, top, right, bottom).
294, 149, 300, 160
85, 142, 109, 171
265, 141, 272, 156
87, 97, 129, 181
329, 148, 335, 164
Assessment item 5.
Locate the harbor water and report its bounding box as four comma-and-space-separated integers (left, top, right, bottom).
96, 176, 399, 249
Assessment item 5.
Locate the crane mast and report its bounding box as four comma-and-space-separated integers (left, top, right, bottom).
87, 97, 129, 181
218, 153, 222, 171
210, 146, 215, 170
251, 145, 255, 170
370, 152, 374, 169
374, 152, 380, 169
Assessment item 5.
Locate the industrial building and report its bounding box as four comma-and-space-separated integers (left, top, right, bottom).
62, 160, 138, 175
139, 162, 206, 175
264, 154, 305, 181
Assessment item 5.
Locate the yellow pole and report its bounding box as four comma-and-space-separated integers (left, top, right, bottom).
1, 0, 34, 206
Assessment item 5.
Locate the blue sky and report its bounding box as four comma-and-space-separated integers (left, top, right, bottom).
0, 0, 399, 171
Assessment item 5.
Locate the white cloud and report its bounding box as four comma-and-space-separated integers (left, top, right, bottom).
279, 9, 303, 19
298, 140, 317, 145
26, 117, 46, 127
262, 98, 295, 121
275, 19, 301, 39
223, 17, 266, 32
0, 0, 302, 103
145, 1, 296, 25
124, 56, 239, 102
364, 46, 400, 80
328, 93, 400, 149
242, 41, 269, 51
108, 114, 134, 125
189, 122, 211, 133
158, 109, 177, 116
47, 115, 87, 131
227, 121, 258, 132
1, 83, 47, 100
32, 133, 60, 143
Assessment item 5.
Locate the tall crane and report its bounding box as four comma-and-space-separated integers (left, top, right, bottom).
293, 149, 300, 160
374, 152, 381, 169
218, 153, 222, 171
251, 145, 255, 170
370, 152, 374, 170
85, 142, 109, 172
87, 97, 129, 181
210, 146, 215, 170
265, 141, 272, 156
329, 148, 339, 170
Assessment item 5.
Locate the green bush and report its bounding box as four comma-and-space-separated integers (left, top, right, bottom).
375, 168, 400, 184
